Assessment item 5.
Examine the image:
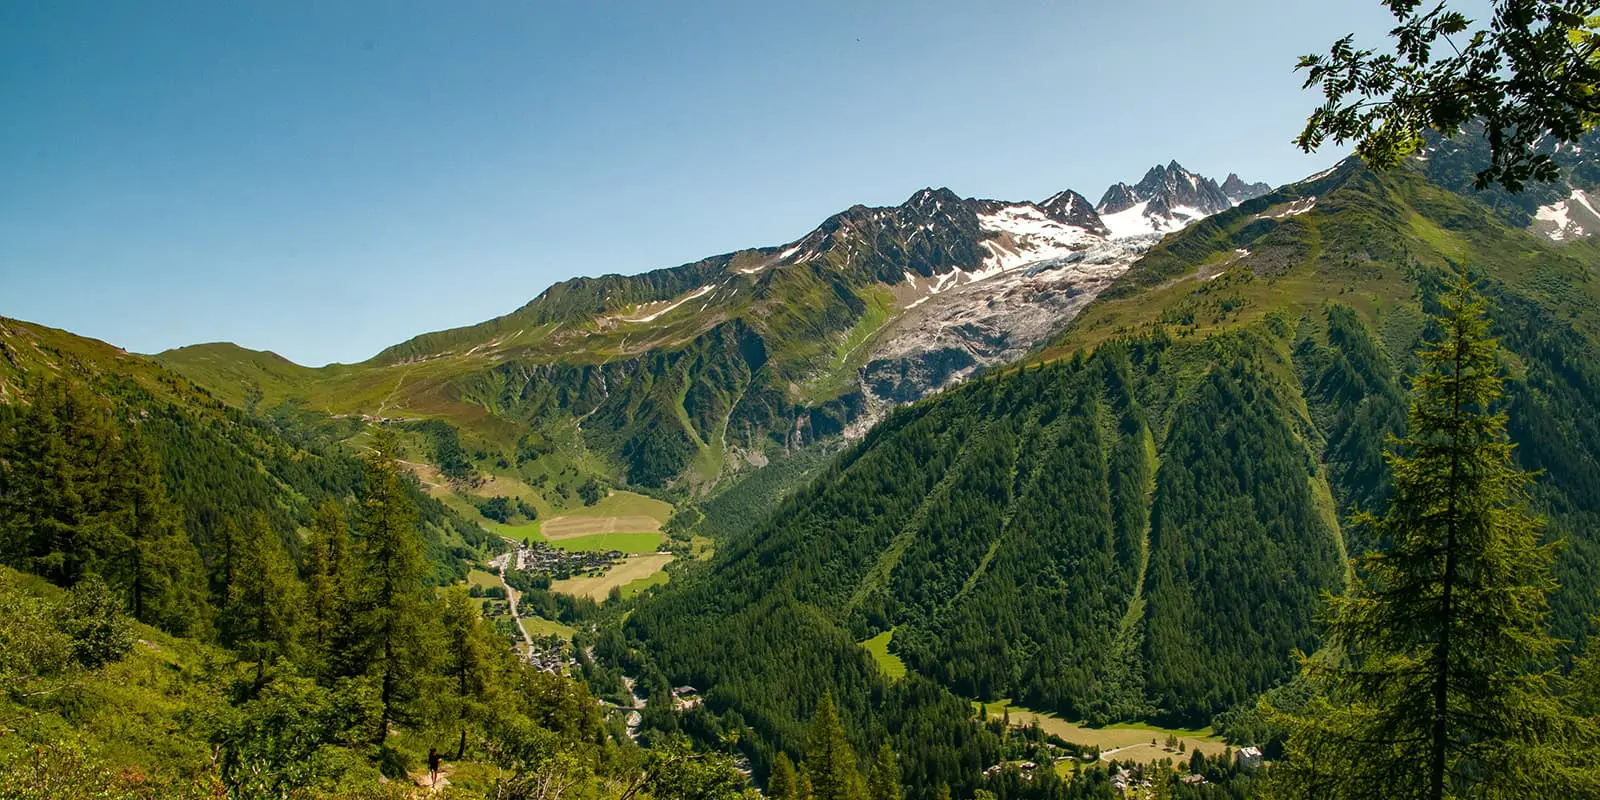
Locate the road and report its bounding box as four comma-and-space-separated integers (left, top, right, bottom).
495, 540, 535, 659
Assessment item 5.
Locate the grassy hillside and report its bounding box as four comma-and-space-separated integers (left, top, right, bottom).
618, 158, 1600, 768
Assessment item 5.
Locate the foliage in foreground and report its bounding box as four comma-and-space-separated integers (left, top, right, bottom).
1269, 280, 1600, 798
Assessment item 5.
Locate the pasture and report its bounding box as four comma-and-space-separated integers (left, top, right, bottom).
978, 701, 1228, 762
541, 514, 662, 540
547, 532, 664, 554
859, 630, 907, 680
550, 553, 673, 601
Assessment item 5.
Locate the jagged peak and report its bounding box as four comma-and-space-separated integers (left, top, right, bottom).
901, 186, 965, 211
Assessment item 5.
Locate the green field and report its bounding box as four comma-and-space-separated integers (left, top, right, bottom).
465, 569, 502, 591
550, 554, 673, 601
860, 629, 907, 680
559, 490, 674, 521
975, 700, 1226, 762
547, 532, 664, 554
618, 570, 671, 599
522, 615, 577, 638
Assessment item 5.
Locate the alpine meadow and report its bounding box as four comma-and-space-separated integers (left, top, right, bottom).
5, 2, 1600, 799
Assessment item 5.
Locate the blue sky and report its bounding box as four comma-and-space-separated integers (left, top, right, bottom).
2, 0, 1405, 366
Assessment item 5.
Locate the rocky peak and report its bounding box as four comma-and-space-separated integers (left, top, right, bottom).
901, 187, 965, 214
1097, 183, 1141, 215
1094, 161, 1256, 238
1221, 173, 1273, 205
1038, 189, 1109, 235
1132, 161, 1231, 215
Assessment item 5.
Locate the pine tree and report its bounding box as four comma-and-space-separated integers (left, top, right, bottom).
0, 377, 104, 586
803, 692, 866, 800
768, 752, 800, 800
0, 377, 207, 634
440, 586, 492, 759
358, 427, 429, 745
866, 743, 901, 800
219, 513, 303, 680
1270, 279, 1594, 798
304, 500, 359, 680
1572, 637, 1600, 729
111, 432, 207, 636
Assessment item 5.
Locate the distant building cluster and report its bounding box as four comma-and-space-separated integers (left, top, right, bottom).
490, 540, 622, 578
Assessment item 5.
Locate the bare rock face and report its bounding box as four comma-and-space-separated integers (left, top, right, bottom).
857, 236, 1153, 409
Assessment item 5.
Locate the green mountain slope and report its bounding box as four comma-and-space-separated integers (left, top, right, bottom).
620, 155, 1600, 764
0, 317, 496, 589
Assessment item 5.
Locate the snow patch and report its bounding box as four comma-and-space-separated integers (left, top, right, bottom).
1257, 197, 1317, 220
975, 204, 1099, 273
1299, 164, 1340, 184
622, 284, 715, 323
1534, 189, 1600, 241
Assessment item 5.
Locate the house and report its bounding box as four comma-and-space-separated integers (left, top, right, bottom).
1181, 774, 1206, 786
671, 685, 703, 711
1235, 746, 1263, 769
1109, 768, 1130, 794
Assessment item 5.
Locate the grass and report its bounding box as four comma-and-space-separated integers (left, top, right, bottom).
549, 554, 673, 601
541, 514, 662, 539
522, 615, 577, 638
547, 532, 664, 554
975, 700, 1227, 762
859, 629, 907, 680
465, 569, 502, 591
689, 535, 715, 560
557, 490, 673, 522
618, 570, 671, 600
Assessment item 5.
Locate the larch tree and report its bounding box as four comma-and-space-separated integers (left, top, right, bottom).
802, 692, 866, 800
304, 499, 359, 680
0, 377, 205, 634
219, 513, 303, 681
866, 743, 901, 800
768, 752, 801, 800
1269, 278, 1594, 798
440, 585, 494, 759
111, 430, 206, 637
358, 426, 429, 745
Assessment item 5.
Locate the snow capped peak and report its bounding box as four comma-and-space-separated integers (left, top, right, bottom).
1094, 161, 1261, 239
1038, 189, 1109, 235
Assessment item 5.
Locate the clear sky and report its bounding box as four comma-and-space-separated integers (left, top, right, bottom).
2, 0, 1406, 366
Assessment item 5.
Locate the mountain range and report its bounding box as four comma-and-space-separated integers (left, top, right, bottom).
6, 127, 1600, 798
146, 163, 1271, 495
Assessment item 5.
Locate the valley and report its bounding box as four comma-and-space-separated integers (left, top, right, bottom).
6, 132, 1600, 800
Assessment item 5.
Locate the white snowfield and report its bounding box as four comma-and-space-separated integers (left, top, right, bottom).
1533, 189, 1600, 242
1099, 201, 1208, 239
976, 204, 1100, 272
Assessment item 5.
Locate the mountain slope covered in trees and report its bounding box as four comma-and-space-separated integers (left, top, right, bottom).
619, 155, 1600, 775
